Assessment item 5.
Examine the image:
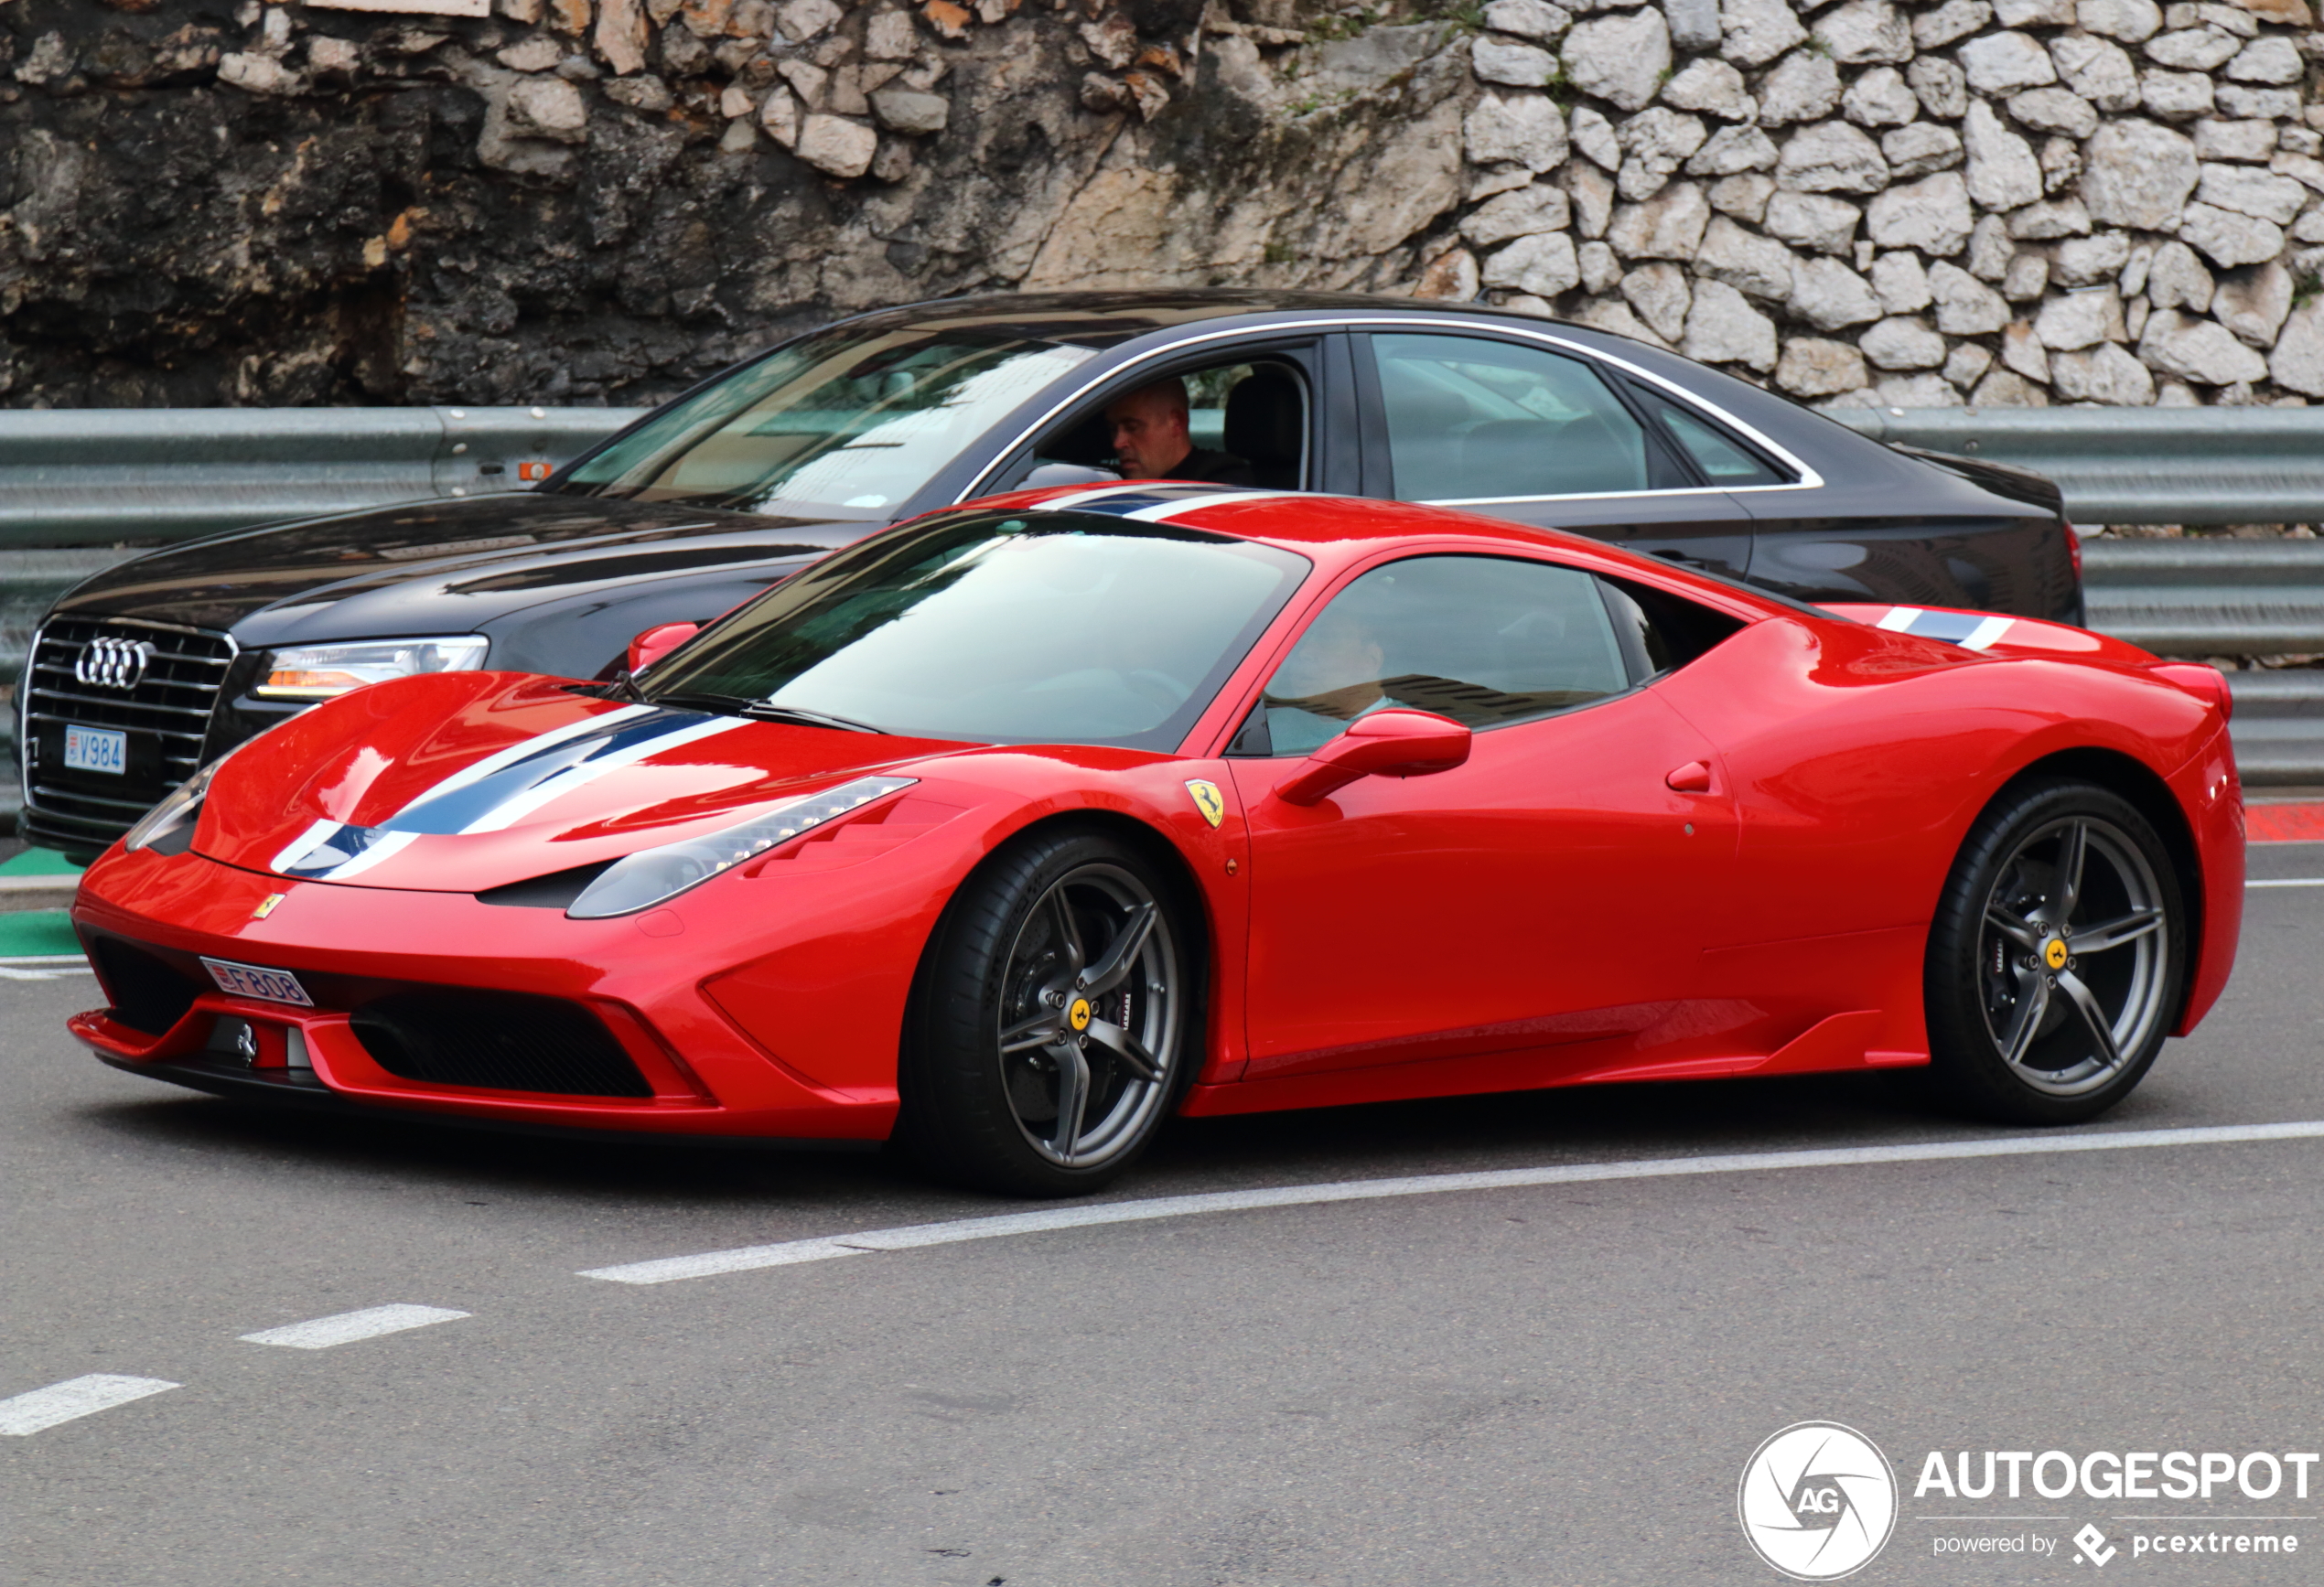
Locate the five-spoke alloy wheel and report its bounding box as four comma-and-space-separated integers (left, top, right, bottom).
898, 827, 1197, 1195
1925, 777, 2186, 1124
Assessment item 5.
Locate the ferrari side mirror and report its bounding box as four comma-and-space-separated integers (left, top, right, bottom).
627, 621, 700, 677
1273, 709, 1472, 806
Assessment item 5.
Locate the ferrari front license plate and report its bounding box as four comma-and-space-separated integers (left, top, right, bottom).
63, 724, 128, 775
200, 958, 314, 1008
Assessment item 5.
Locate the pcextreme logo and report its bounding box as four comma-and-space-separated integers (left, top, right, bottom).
1739, 1421, 1899, 1580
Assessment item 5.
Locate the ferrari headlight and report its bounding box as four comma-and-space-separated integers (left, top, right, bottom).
256, 636, 489, 702
565, 775, 918, 920
123, 754, 232, 852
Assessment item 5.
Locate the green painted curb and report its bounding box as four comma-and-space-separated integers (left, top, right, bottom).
0, 910, 81, 957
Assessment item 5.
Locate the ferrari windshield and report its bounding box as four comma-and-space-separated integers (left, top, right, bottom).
557, 327, 1093, 519
639, 510, 1310, 750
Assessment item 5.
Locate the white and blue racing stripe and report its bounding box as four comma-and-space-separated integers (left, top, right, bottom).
1036, 483, 1297, 522
270, 705, 748, 881
1874, 606, 2016, 651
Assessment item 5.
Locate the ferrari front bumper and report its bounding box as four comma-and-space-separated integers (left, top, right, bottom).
68, 845, 911, 1142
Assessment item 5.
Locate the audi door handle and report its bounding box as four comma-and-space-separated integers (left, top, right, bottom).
1665, 760, 1713, 793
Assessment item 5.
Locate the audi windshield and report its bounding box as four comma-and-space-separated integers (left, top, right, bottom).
556, 328, 1092, 520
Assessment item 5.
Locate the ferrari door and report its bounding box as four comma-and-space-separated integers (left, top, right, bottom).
1224, 553, 1738, 1084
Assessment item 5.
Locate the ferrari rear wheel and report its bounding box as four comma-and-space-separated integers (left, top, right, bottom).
898, 827, 1196, 1196
1924, 777, 2186, 1125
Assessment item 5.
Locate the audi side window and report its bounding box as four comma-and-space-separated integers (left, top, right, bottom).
1253, 555, 1632, 757
1011, 359, 1310, 492
1371, 333, 1654, 502
1640, 393, 1791, 487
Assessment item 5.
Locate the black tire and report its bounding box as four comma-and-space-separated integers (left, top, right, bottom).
1924, 777, 2186, 1125
895, 826, 1200, 1196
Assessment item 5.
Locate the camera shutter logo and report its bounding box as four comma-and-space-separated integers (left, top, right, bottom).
1738, 1421, 1899, 1580
75, 637, 156, 692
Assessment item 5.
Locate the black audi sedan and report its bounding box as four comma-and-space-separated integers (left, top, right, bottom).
19, 289, 2079, 857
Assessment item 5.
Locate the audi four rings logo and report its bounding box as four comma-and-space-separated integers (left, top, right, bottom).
74, 636, 156, 691
1739, 1421, 1899, 1580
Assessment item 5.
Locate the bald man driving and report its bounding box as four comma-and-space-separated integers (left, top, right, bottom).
1104, 377, 1256, 485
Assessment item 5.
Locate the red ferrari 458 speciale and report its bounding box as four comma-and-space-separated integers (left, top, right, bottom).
68, 485, 2242, 1194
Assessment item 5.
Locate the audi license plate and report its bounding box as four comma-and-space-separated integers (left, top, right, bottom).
62, 724, 128, 776
200, 958, 314, 1008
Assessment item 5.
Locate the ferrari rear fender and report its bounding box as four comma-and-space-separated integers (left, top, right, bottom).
1821, 602, 2152, 666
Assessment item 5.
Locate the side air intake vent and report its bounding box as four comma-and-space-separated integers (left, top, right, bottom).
350, 991, 651, 1098
91, 938, 202, 1035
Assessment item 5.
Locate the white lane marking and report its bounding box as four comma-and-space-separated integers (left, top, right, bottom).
0, 875, 79, 894
2252, 878, 2324, 888
238, 1304, 471, 1350
578, 1120, 2324, 1286
0, 1375, 179, 1436
0, 954, 92, 964
1960, 615, 2016, 651
0, 966, 91, 981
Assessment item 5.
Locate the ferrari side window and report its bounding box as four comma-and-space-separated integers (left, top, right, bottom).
1598, 575, 1748, 680
1258, 555, 1631, 756
1371, 333, 1655, 502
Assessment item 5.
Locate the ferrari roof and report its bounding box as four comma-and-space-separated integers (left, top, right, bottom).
981, 481, 1794, 619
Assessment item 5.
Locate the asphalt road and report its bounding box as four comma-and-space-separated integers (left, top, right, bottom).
8, 845, 2324, 1585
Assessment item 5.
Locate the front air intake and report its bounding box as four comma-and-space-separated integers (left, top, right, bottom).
90, 937, 203, 1035
350, 991, 652, 1098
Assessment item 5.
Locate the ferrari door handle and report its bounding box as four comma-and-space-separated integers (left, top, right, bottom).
1665, 760, 1713, 793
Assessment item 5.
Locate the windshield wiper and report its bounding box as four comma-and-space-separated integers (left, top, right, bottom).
652, 692, 888, 735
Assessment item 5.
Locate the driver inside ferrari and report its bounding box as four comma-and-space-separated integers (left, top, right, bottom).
1261, 604, 1391, 754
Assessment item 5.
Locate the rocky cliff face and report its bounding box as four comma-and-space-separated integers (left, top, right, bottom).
0, 0, 1469, 407
8, 0, 2324, 413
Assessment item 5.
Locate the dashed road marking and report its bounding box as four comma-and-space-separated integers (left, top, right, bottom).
578, 1120, 2324, 1286
239, 1304, 471, 1350
0, 953, 91, 981
0, 1375, 179, 1436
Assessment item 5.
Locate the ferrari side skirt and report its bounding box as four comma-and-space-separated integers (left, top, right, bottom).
1178, 1011, 1929, 1119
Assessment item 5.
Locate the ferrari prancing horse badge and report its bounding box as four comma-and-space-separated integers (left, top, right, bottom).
1185, 779, 1225, 828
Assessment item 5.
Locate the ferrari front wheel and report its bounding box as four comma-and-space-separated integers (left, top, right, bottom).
1924, 777, 2186, 1125
898, 827, 1196, 1196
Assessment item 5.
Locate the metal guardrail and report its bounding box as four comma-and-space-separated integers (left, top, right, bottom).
0, 405, 642, 550
1828, 407, 2324, 528
2081, 540, 2324, 658
0, 402, 2311, 547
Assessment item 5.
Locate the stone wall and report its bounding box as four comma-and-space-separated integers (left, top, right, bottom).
5, 0, 2324, 411
1421, 0, 2324, 412
0, 0, 1471, 405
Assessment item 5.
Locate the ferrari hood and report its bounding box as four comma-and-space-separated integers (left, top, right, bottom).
192, 671, 966, 894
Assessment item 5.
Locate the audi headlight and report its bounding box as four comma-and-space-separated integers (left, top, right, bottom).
566, 775, 917, 919
123, 754, 233, 853
256, 636, 489, 702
